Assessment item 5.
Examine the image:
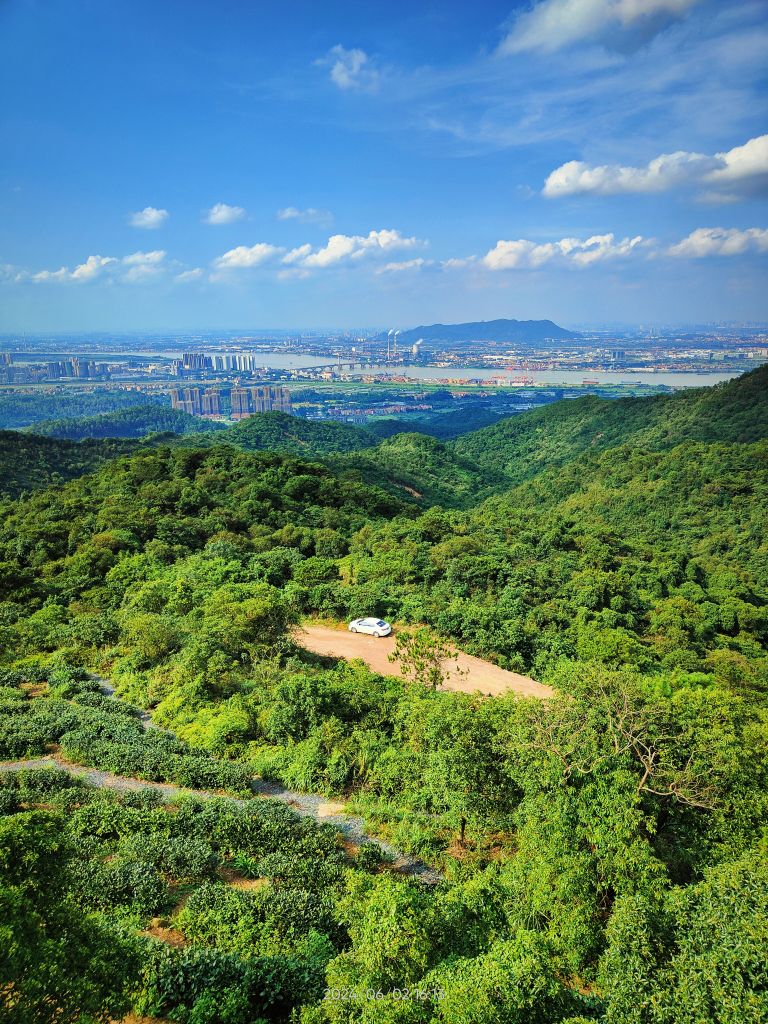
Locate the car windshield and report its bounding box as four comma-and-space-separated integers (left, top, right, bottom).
376, 620, 387, 627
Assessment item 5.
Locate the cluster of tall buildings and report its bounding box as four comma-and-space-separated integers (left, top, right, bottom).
170, 387, 222, 418
230, 386, 292, 420
45, 358, 110, 380
171, 352, 269, 376
169, 385, 292, 420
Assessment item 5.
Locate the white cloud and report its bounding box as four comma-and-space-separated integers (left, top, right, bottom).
28, 252, 171, 284
543, 134, 768, 199
123, 250, 165, 266
286, 229, 421, 269
30, 266, 70, 283
175, 268, 204, 282
668, 226, 768, 258
71, 255, 119, 280
376, 258, 432, 274
706, 134, 768, 191
440, 256, 478, 270
277, 206, 333, 225
128, 206, 169, 229
499, 0, 700, 54
282, 243, 313, 265
483, 233, 648, 269
213, 243, 284, 270
204, 202, 246, 225
320, 45, 379, 90
32, 255, 118, 283
122, 250, 167, 282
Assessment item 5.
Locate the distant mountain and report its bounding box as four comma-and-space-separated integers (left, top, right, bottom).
390, 319, 576, 346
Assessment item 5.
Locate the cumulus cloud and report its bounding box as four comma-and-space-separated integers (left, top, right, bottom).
122, 250, 167, 282
499, 0, 700, 54
319, 45, 379, 90
32, 255, 118, 283
128, 206, 169, 229
277, 206, 333, 225
213, 243, 284, 270
28, 252, 171, 284
440, 256, 478, 270
376, 258, 432, 274
175, 268, 204, 282
204, 202, 246, 225
543, 134, 768, 200
668, 226, 768, 258
483, 233, 648, 269
283, 229, 421, 269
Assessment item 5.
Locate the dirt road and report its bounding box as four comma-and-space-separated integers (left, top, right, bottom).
294, 625, 553, 699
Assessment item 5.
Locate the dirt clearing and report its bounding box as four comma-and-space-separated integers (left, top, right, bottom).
294, 625, 553, 699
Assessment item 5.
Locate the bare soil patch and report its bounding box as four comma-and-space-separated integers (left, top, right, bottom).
294, 625, 553, 699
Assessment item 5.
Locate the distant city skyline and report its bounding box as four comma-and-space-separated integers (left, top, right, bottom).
1, 0, 767, 330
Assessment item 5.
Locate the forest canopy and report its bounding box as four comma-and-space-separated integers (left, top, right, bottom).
1, 366, 767, 1023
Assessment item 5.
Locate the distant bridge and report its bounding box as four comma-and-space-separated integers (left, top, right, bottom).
288, 360, 403, 374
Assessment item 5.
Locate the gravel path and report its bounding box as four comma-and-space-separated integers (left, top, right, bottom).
0, 755, 443, 884
7, 675, 445, 885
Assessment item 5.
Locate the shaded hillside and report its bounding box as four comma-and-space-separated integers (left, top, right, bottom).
0, 388, 168, 430
28, 404, 225, 440
453, 364, 768, 487
336, 432, 491, 507
0, 431, 137, 497
222, 411, 380, 454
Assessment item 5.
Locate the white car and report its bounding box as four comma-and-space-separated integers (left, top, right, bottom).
348, 617, 392, 638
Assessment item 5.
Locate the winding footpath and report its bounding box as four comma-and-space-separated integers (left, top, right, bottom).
1, 677, 444, 885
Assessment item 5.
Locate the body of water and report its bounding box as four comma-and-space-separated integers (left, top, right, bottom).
12, 347, 747, 388
353, 365, 741, 388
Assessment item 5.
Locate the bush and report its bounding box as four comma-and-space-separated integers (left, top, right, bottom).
120, 832, 220, 883
137, 941, 327, 1022
71, 858, 166, 915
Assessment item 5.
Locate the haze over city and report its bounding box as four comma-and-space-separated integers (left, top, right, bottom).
1, 0, 767, 331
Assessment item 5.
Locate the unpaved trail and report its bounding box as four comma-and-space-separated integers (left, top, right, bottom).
1, 751, 443, 885
3, 676, 453, 882
295, 625, 553, 699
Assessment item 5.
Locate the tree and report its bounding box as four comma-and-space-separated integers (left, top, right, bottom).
389, 627, 466, 691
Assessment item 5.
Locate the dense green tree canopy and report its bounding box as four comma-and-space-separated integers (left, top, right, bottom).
1, 367, 767, 1022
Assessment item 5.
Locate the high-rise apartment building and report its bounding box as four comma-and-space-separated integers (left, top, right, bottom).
170, 386, 203, 415
230, 387, 251, 420
181, 352, 212, 371
201, 390, 221, 417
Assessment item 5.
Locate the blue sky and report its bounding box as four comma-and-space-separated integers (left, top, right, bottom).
1, 0, 766, 330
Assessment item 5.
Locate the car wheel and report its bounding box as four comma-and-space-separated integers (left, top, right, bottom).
373, 631, 381, 638
350, 627, 358, 633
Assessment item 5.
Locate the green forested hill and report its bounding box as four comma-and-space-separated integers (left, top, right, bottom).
0, 430, 138, 497
337, 432, 492, 507
29, 404, 226, 440
2, 369, 768, 1023
453, 364, 768, 487
223, 411, 379, 454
